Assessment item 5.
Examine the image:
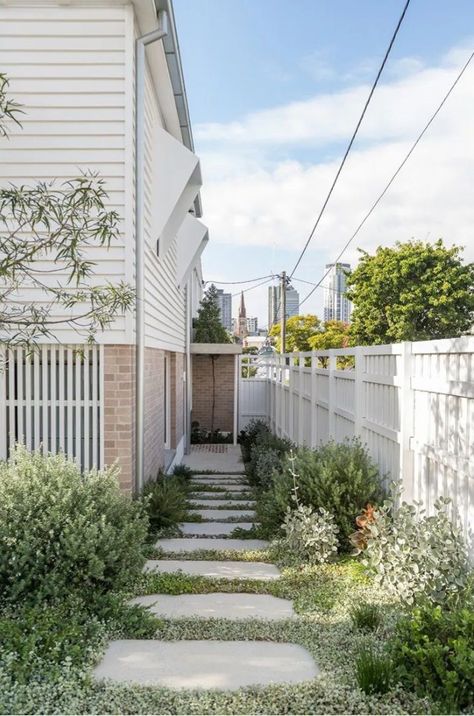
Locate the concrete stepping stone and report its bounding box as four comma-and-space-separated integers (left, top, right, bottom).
94, 640, 317, 689
156, 537, 269, 553
188, 491, 253, 499
189, 498, 256, 508
192, 509, 256, 520
144, 559, 281, 580
193, 474, 246, 479
129, 593, 296, 620
180, 522, 254, 536
191, 477, 248, 485
190, 484, 248, 492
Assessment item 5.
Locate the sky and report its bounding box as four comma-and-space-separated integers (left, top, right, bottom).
173, 0, 474, 328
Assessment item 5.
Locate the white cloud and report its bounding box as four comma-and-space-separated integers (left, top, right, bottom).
198, 42, 474, 272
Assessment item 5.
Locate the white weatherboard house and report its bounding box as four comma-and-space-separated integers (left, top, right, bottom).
0, 0, 208, 491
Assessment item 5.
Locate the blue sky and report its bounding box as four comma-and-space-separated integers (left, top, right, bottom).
174, 0, 474, 327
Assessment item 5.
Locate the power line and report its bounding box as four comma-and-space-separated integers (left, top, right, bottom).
299, 50, 474, 308
231, 276, 274, 298
205, 275, 274, 285
289, 0, 411, 279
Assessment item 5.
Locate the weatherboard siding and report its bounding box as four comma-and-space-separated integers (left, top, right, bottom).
0, 4, 135, 344
142, 58, 186, 352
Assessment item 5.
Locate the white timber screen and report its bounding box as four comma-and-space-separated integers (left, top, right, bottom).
0, 344, 104, 471
239, 337, 474, 541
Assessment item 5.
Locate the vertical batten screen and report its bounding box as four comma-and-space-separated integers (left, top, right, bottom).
0, 344, 104, 472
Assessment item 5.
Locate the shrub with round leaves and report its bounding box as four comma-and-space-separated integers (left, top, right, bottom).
0, 446, 148, 604
279, 504, 339, 565
358, 495, 469, 605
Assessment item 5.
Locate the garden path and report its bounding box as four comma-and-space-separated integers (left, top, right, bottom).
94, 447, 318, 690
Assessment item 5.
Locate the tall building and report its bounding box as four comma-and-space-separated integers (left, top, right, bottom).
246, 317, 258, 335
267, 284, 300, 328
236, 291, 248, 339
216, 288, 232, 332
323, 263, 352, 322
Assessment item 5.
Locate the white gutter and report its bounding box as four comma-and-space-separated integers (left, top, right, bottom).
135, 10, 168, 493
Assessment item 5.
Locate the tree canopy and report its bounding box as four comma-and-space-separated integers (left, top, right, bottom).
269, 314, 321, 352
309, 320, 350, 350
0, 74, 134, 346
346, 240, 474, 345
193, 284, 231, 343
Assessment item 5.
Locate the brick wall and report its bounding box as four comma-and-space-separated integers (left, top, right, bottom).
192, 354, 235, 434
143, 347, 165, 482
103, 346, 186, 491
170, 352, 185, 449
103, 345, 135, 493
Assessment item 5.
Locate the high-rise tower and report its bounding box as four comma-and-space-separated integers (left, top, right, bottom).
323, 263, 352, 322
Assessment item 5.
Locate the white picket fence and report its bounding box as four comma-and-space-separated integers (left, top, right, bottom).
0, 344, 104, 471
239, 337, 474, 542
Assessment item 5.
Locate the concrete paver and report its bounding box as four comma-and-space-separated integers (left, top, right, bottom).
129, 593, 296, 620
188, 498, 256, 508
156, 537, 269, 553
181, 445, 244, 473
192, 509, 256, 520
179, 522, 254, 536
188, 490, 252, 499
94, 640, 318, 689
144, 559, 281, 580
189, 483, 248, 492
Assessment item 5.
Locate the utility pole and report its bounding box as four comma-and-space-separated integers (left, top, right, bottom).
280, 270, 287, 354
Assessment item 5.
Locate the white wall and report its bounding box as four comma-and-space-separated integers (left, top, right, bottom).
239, 337, 474, 544
0, 1, 206, 352
0, 4, 135, 344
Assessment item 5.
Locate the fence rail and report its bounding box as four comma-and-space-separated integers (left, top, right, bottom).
238, 337, 473, 542
0, 344, 104, 471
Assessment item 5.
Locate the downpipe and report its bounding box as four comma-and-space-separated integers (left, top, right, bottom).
135, 10, 168, 493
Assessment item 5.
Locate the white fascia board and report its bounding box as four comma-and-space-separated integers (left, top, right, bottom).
152, 125, 202, 256
176, 214, 209, 288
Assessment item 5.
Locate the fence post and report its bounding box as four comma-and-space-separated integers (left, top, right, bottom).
278, 354, 284, 437
288, 354, 295, 440
328, 350, 336, 440
298, 352, 304, 445
354, 347, 364, 439
399, 341, 415, 503
0, 347, 6, 460
310, 352, 317, 448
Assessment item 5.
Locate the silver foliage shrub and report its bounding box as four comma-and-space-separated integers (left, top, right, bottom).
0, 446, 148, 604
281, 504, 339, 564
359, 495, 469, 605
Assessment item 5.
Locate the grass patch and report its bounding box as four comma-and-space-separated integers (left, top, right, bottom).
148, 548, 273, 562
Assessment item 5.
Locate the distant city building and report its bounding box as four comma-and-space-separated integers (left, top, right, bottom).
246, 317, 258, 335
268, 284, 300, 328
323, 263, 352, 323
236, 291, 248, 339
216, 288, 232, 332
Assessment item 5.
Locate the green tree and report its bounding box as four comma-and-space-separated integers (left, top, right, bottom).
269, 314, 321, 352
346, 240, 474, 345
0, 74, 134, 346
193, 284, 231, 343
309, 320, 350, 350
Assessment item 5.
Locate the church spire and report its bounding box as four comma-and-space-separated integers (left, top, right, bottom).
239, 290, 246, 319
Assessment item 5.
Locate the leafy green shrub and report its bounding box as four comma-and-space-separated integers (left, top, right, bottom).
253, 448, 282, 490
280, 504, 339, 564
142, 474, 188, 532
0, 447, 148, 604
257, 439, 383, 547
350, 603, 382, 631
238, 419, 270, 462
355, 647, 392, 695
247, 432, 293, 487
172, 463, 192, 479
390, 602, 474, 712
358, 496, 469, 605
